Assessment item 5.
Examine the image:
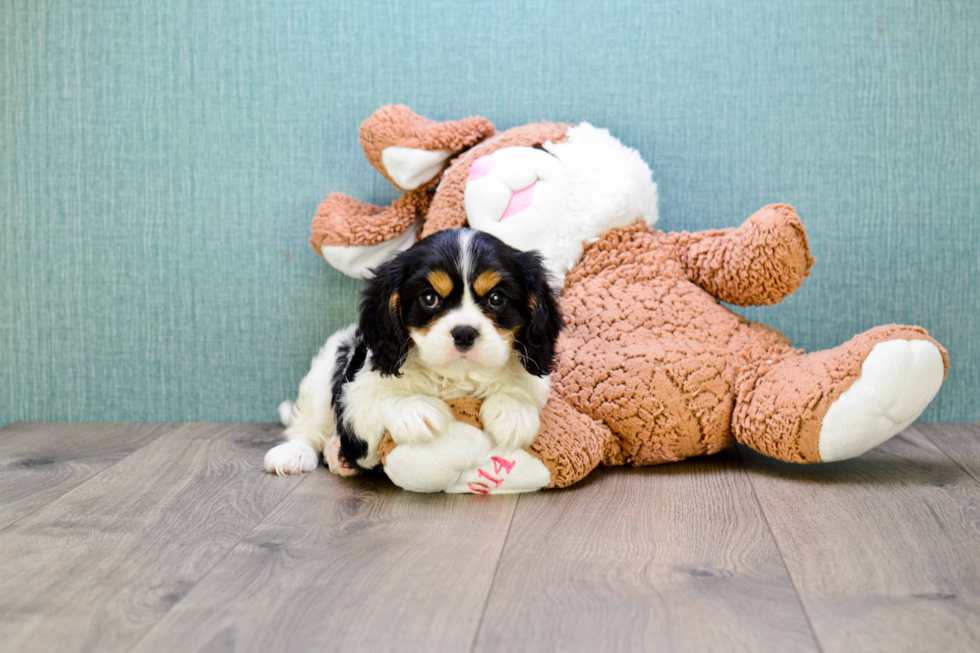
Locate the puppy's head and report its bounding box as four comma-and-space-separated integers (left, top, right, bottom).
360, 229, 563, 378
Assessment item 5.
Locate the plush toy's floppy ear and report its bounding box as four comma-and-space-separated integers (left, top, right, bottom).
359, 255, 410, 376
515, 250, 565, 376
310, 188, 430, 247
360, 105, 495, 191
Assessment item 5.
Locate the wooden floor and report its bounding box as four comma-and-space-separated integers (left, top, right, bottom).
1, 423, 979, 652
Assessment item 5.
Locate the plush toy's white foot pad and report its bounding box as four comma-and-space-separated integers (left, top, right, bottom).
818, 339, 944, 462
264, 440, 319, 475
384, 422, 551, 494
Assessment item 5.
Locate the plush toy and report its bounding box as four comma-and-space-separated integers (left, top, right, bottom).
310, 105, 949, 493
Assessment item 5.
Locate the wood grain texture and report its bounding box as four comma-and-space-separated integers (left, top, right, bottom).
0, 423, 303, 653
0, 422, 170, 530
915, 422, 980, 485
739, 426, 980, 653
3, 421, 979, 653
130, 471, 518, 653
473, 450, 819, 653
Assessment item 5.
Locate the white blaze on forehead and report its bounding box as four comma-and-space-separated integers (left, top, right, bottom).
450, 230, 484, 341
457, 228, 475, 286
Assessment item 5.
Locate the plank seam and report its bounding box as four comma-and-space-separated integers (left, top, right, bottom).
914, 423, 980, 489
734, 444, 825, 653
468, 493, 520, 653
0, 422, 175, 535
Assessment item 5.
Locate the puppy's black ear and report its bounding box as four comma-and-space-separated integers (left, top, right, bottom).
359, 257, 410, 376
515, 251, 564, 376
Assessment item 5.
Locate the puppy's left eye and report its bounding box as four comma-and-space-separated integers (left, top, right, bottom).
420, 291, 440, 309
487, 290, 505, 309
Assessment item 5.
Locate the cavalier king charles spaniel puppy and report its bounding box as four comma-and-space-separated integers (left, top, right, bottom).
265, 228, 563, 476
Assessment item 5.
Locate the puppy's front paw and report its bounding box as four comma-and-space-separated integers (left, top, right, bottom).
387, 395, 453, 445
481, 396, 540, 450
264, 440, 319, 475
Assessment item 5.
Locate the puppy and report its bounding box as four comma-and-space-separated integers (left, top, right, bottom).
265, 228, 564, 476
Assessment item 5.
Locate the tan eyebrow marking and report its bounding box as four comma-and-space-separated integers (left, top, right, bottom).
473, 270, 501, 297
427, 270, 453, 297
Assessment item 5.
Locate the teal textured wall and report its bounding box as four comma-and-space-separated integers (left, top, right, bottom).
1, 0, 977, 425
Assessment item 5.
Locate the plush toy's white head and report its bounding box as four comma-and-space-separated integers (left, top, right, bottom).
319, 117, 659, 282
462, 123, 659, 282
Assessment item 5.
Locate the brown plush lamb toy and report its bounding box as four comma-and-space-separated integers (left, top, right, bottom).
308, 105, 948, 493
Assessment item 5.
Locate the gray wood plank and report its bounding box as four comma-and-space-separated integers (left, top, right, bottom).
0, 422, 304, 653
739, 428, 980, 653
129, 471, 517, 653
0, 422, 171, 530
473, 449, 819, 653
915, 422, 980, 485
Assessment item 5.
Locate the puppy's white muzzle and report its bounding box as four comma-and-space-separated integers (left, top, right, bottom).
411, 305, 510, 374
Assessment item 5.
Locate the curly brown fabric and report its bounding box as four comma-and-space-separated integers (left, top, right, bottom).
309, 188, 431, 253
524, 392, 611, 488
558, 222, 746, 466
359, 105, 495, 189
663, 204, 815, 306
557, 220, 947, 468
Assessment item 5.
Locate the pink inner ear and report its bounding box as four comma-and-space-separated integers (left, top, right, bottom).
501, 182, 536, 220
468, 155, 495, 180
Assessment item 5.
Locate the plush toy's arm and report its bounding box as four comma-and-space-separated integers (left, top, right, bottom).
664, 204, 814, 306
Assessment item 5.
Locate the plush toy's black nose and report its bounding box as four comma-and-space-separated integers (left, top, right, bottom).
451, 326, 479, 351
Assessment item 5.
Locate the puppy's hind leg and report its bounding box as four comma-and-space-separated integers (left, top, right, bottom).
265, 325, 355, 476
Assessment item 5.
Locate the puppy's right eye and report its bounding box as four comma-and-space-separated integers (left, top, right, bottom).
420, 292, 440, 309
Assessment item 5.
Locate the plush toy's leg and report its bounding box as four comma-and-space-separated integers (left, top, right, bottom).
379, 397, 552, 494
732, 325, 947, 463
382, 423, 553, 494
379, 394, 612, 493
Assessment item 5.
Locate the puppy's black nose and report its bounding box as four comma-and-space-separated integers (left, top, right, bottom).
451, 326, 479, 351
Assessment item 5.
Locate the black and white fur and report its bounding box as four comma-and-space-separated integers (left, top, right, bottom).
265, 228, 563, 476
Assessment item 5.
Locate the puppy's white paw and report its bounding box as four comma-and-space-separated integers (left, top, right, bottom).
387, 395, 453, 445
264, 440, 319, 475
481, 395, 540, 450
